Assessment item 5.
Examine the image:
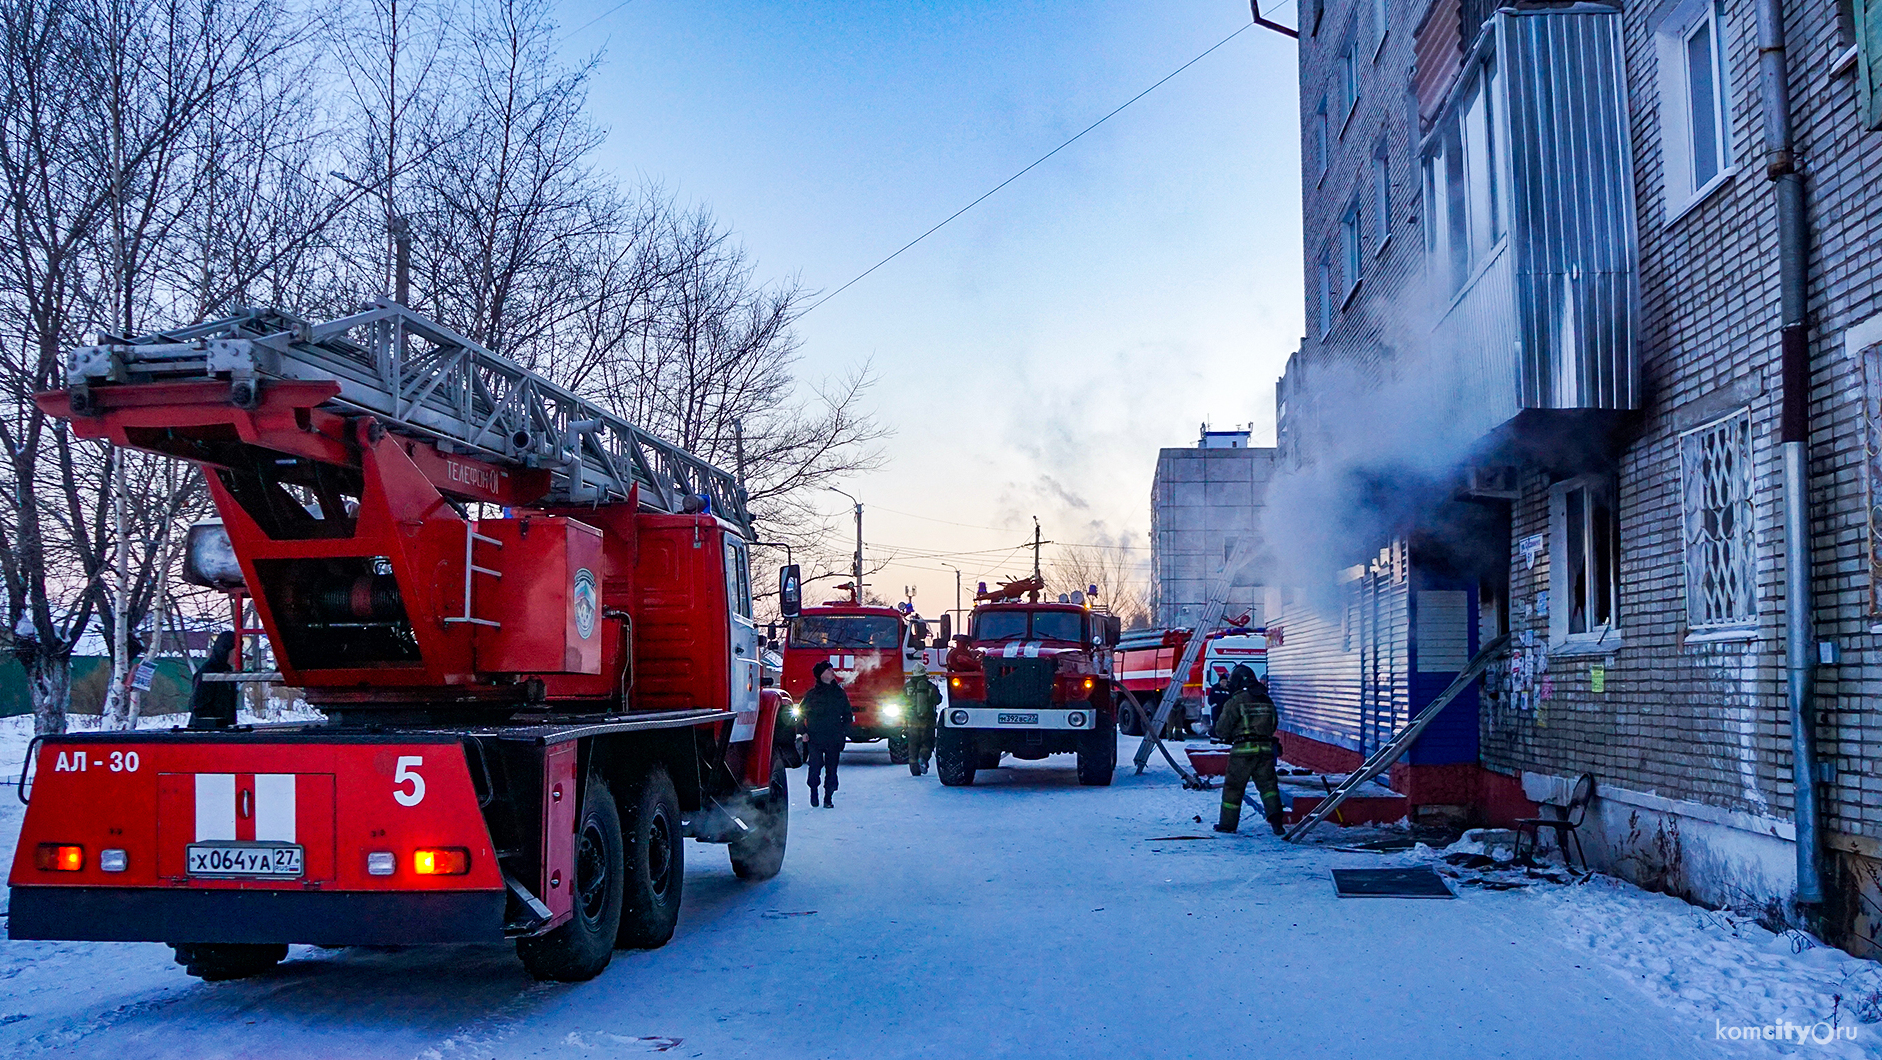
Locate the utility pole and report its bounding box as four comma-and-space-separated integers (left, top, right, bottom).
829, 486, 864, 604
1032, 517, 1043, 581
330, 171, 411, 304
942, 563, 962, 628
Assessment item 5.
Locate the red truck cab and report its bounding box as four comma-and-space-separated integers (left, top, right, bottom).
780, 605, 945, 763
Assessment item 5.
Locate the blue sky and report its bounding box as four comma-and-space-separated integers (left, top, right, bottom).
559, 0, 1303, 608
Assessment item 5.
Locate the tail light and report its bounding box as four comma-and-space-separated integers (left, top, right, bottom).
413, 848, 471, 875
36, 844, 83, 872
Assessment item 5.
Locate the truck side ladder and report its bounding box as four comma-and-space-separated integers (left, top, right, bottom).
62, 301, 751, 533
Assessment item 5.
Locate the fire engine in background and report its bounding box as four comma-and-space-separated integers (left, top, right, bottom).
779, 600, 948, 763
937, 577, 1123, 787
9, 304, 800, 984
1113, 625, 1267, 736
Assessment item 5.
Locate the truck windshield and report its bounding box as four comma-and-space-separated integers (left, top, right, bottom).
1031, 611, 1085, 642
972, 610, 1086, 642
973, 611, 1030, 641
788, 615, 902, 649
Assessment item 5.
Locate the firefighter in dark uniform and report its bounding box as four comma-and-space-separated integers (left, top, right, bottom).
903, 659, 941, 776
1212, 664, 1285, 835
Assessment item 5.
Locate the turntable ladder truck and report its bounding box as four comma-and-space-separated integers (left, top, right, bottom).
9, 301, 794, 982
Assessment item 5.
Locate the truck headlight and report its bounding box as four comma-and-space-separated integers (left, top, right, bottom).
1067, 712, 1088, 728
789, 705, 803, 720
881, 701, 904, 723
950, 709, 969, 726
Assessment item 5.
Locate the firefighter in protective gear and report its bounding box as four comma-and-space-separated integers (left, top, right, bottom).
904, 659, 942, 776
1212, 664, 1285, 835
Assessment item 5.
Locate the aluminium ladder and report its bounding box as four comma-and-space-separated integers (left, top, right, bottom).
62, 301, 751, 535
1131, 536, 1259, 777
1282, 633, 1511, 843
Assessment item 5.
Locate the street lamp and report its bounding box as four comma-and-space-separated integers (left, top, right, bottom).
827, 485, 863, 604
330, 170, 411, 306
941, 562, 963, 629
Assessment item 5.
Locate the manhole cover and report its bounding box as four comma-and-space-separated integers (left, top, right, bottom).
1330, 867, 1455, 899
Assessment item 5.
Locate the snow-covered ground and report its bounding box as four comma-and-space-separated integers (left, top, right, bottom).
0, 736, 1876, 1059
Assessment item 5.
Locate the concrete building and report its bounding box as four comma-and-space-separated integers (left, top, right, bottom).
1269, 0, 1882, 947
1149, 425, 1277, 628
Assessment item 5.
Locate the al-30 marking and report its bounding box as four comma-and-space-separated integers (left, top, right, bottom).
52, 750, 140, 773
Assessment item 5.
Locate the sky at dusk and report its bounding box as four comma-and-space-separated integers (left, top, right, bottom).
558, 0, 1304, 615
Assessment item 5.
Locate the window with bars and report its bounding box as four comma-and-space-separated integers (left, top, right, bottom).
1680, 409, 1755, 631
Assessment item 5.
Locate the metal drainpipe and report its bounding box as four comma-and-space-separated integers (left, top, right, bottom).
1756, 0, 1822, 907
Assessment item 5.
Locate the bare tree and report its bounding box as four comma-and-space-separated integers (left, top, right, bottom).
1053, 543, 1153, 629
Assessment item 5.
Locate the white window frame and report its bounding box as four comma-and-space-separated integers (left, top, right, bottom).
1340, 202, 1362, 299
1369, 0, 1389, 60
1679, 409, 1756, 638
1339, 42, 1359, 128
1317, 253, 1333, 337
1548, 475, 1621, 653
1420, 53, 1507, 298
1313, 95, 1330, 182
1655, 0, 1734, 221
1372, 144, 1391, 251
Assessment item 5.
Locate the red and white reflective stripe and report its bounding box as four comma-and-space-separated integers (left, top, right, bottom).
1120, 668, 1174, 681
193, 773, 297, 843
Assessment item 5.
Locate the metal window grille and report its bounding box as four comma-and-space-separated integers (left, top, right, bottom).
1680, 409, 1755, 629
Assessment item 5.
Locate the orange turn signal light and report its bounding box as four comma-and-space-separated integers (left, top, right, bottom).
1081, 677, 1094, 691
36, 843, 83, 872
949, 677, 963, 689
413, 847, 471, 875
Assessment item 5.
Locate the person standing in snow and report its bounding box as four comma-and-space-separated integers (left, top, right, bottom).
1212, 664, 1285, 835
903, 659, 941, 776
800, 661, 853, 807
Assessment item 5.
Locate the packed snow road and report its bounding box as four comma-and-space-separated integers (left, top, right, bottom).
1, 738, 1876, 1059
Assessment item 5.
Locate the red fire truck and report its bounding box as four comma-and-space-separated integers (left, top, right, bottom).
8, 304, 794, 983
779, 603, 946, 763
1113, 626, 1268, 736
937, 578, 1122, 786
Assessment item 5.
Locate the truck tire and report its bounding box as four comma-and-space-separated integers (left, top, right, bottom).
936, 729, 976, 787
887, 733, 910, 765
170, 942, 287, 981
730, 754, 789, 881
616, 764, 684, 949
1117, 699, 1142, 737
1076, 729, 1117, 786
518, 775, 625, 982
977, 749, 1003, 770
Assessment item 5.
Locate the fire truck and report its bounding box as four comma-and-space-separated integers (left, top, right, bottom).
936, 578, 1123, 786
1113, 626, 1268, 736
8, 303, 796, 983
779, 603, 947, 763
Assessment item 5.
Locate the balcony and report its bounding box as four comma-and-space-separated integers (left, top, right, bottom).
1419, 5, 1640, 442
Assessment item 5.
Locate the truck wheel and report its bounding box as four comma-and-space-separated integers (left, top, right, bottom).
887, 733, 910, 765
170, 942, 287, 981
1077, 731, 1117, 786
616, 764, 684, 949
977, 749, 1003, 770
518, 775, 625, 982
936, 729, 976, 787
1117, 700, 1142, 737
730, 754, 789, 881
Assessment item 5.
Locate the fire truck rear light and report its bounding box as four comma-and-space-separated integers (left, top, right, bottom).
35, 844, 83, 872
413, 848, 470, 875
99, 849, 128, 873
367, 851, 396, 876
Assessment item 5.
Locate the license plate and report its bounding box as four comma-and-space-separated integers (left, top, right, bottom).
997, 713, 1039, 725
186, 843, 304, 878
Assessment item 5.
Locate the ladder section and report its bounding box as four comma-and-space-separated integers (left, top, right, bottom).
1283, 633, 1510, 843
1131, 537, 1258, 775
442, 522, 503, 629
63, 301, 751, 532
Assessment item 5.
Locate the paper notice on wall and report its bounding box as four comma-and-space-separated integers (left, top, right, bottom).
1520, 533, 1545, 569
1590, 665, 1605, 694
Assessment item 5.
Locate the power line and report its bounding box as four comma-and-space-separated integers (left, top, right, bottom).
800, 20, 1254, 315
560, 0, 637, 43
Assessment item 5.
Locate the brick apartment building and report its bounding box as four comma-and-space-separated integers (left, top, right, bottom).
1266, 0, 1882, 945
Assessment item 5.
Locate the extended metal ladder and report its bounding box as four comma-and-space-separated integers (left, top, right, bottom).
1131, 537, 1258, 777
63, 301, 751, 534
1283, 633, 1510, 843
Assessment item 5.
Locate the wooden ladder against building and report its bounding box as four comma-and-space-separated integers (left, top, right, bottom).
1130, 537, 1260, 779
1282, 633, 1510, 843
